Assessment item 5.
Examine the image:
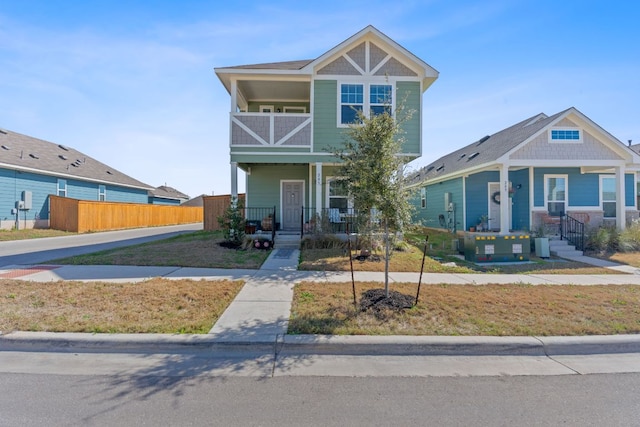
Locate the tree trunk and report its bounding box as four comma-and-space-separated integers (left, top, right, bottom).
384, 221, 390, 298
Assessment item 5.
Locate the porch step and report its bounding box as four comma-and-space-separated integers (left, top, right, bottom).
274, 233, 301, 249
549, 239, 583, 258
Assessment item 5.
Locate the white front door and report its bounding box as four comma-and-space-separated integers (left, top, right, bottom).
488, 182, 511, 232
281, 181, 303, 231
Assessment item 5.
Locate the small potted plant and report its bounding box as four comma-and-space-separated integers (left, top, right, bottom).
477, 214, 488, 232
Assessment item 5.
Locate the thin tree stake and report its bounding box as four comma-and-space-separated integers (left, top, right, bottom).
415, 235, 429, 306
348, 235, 356, 308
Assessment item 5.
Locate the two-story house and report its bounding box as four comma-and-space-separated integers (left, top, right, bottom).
215, 25, 438, 232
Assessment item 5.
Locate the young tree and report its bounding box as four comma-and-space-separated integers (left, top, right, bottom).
332, 103, 414, 297
217, 197, 246, 248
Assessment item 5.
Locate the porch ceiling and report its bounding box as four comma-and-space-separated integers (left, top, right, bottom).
238, 80, 310, 102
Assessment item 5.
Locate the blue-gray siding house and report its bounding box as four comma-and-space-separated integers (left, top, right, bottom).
408, 108, 640, 234
0, 129, 153, 229
149, 185, 190, 205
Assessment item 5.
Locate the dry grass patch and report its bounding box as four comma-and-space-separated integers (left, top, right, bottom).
299, 246, 473, 273
0, 229, 74, 241
599, 252, 640, 268
290, 282, 640, 336
299, 246, 617, 275
51, 231, 270, 269
0, 278, 243, 334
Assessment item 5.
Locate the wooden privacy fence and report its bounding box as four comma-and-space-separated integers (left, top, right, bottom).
50, 195, 203, 233
203, 194, 245, 231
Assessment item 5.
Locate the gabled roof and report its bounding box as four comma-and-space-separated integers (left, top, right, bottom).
0, 129, 152, 190
215, 25, 438, 95
407, 107, 639, 186
302, 25, 438, 90
631, 143, 640, 155
150, 185, 190, 201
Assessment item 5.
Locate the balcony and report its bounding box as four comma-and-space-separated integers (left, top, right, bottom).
231, 112, 311, 147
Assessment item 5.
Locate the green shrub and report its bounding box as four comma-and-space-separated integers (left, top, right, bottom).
586, 226, 613, 253
619, 219, 640, 252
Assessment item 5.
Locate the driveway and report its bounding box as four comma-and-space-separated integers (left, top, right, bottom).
0, 223, 202, 268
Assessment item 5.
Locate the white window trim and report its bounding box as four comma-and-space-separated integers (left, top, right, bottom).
326, 176, 353, 211
544, 174, 568, 214
98, 185, 106, 201
57, 179, 67, 197
336, 81, 396, 128
420, 187, 427, 209
549, 128, 582, 144
599, 174, 616, 218
259, 105, 274, 113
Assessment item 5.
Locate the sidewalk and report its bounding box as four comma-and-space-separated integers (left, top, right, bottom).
1, 247, 640, 357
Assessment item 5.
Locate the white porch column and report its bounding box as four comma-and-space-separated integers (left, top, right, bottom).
499, 164, 510, 233
615, 165, 626, 230
231, 162, 238, 200
230, 79, 237, 112
315, 162, 322, 215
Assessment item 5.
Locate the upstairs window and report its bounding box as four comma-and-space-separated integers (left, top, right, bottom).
340, 84, 363, 124
339, 83, 395, 125
99, 185, 106, 201
370, 84, 392, 116
57, 179, 67, 197
550, 129, 581, 142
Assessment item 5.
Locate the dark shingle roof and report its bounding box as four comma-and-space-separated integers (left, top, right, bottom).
150, 185, 190, 201
0, 129, 152, 190
215, 59, 313, 71
408, 109, 571, 185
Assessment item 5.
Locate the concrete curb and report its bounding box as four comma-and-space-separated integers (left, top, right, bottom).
2, 331, 640, 356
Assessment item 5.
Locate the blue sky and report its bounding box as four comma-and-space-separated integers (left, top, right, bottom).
1, 1, 638, 198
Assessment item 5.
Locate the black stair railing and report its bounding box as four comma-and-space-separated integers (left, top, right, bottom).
559, 214, 585, 252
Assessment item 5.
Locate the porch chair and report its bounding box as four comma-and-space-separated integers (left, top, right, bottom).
329, 208, 345, 232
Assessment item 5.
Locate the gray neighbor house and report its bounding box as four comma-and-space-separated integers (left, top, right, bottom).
407, 107, 640, 236
0, 129, 189, 229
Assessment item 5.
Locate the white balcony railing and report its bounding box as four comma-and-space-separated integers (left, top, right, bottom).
230, 112, 311, 147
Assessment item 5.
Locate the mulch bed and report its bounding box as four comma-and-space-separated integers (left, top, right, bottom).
359, 288, 415, 319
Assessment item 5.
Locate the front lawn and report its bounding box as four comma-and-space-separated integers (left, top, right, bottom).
290, 282, 640, 336
0, 278, 244, 334
50, 230, 271, 269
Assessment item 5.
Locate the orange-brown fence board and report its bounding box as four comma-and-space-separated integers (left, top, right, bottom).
50, 195, 203, 233
203, 194, 245, 231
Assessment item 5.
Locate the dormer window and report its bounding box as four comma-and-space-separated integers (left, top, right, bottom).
550, 129, 581, 143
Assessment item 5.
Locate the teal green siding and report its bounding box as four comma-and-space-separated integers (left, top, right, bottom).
313, 80, 345, 154
313, 80, 421, 157
246, 164, 309, 220
534, 168, 636, 208
396, 81, 421, 154
411, 178, 463, 231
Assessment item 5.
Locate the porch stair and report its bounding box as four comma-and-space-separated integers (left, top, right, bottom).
549, 238, 583, 258
273, 233, 302, 249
